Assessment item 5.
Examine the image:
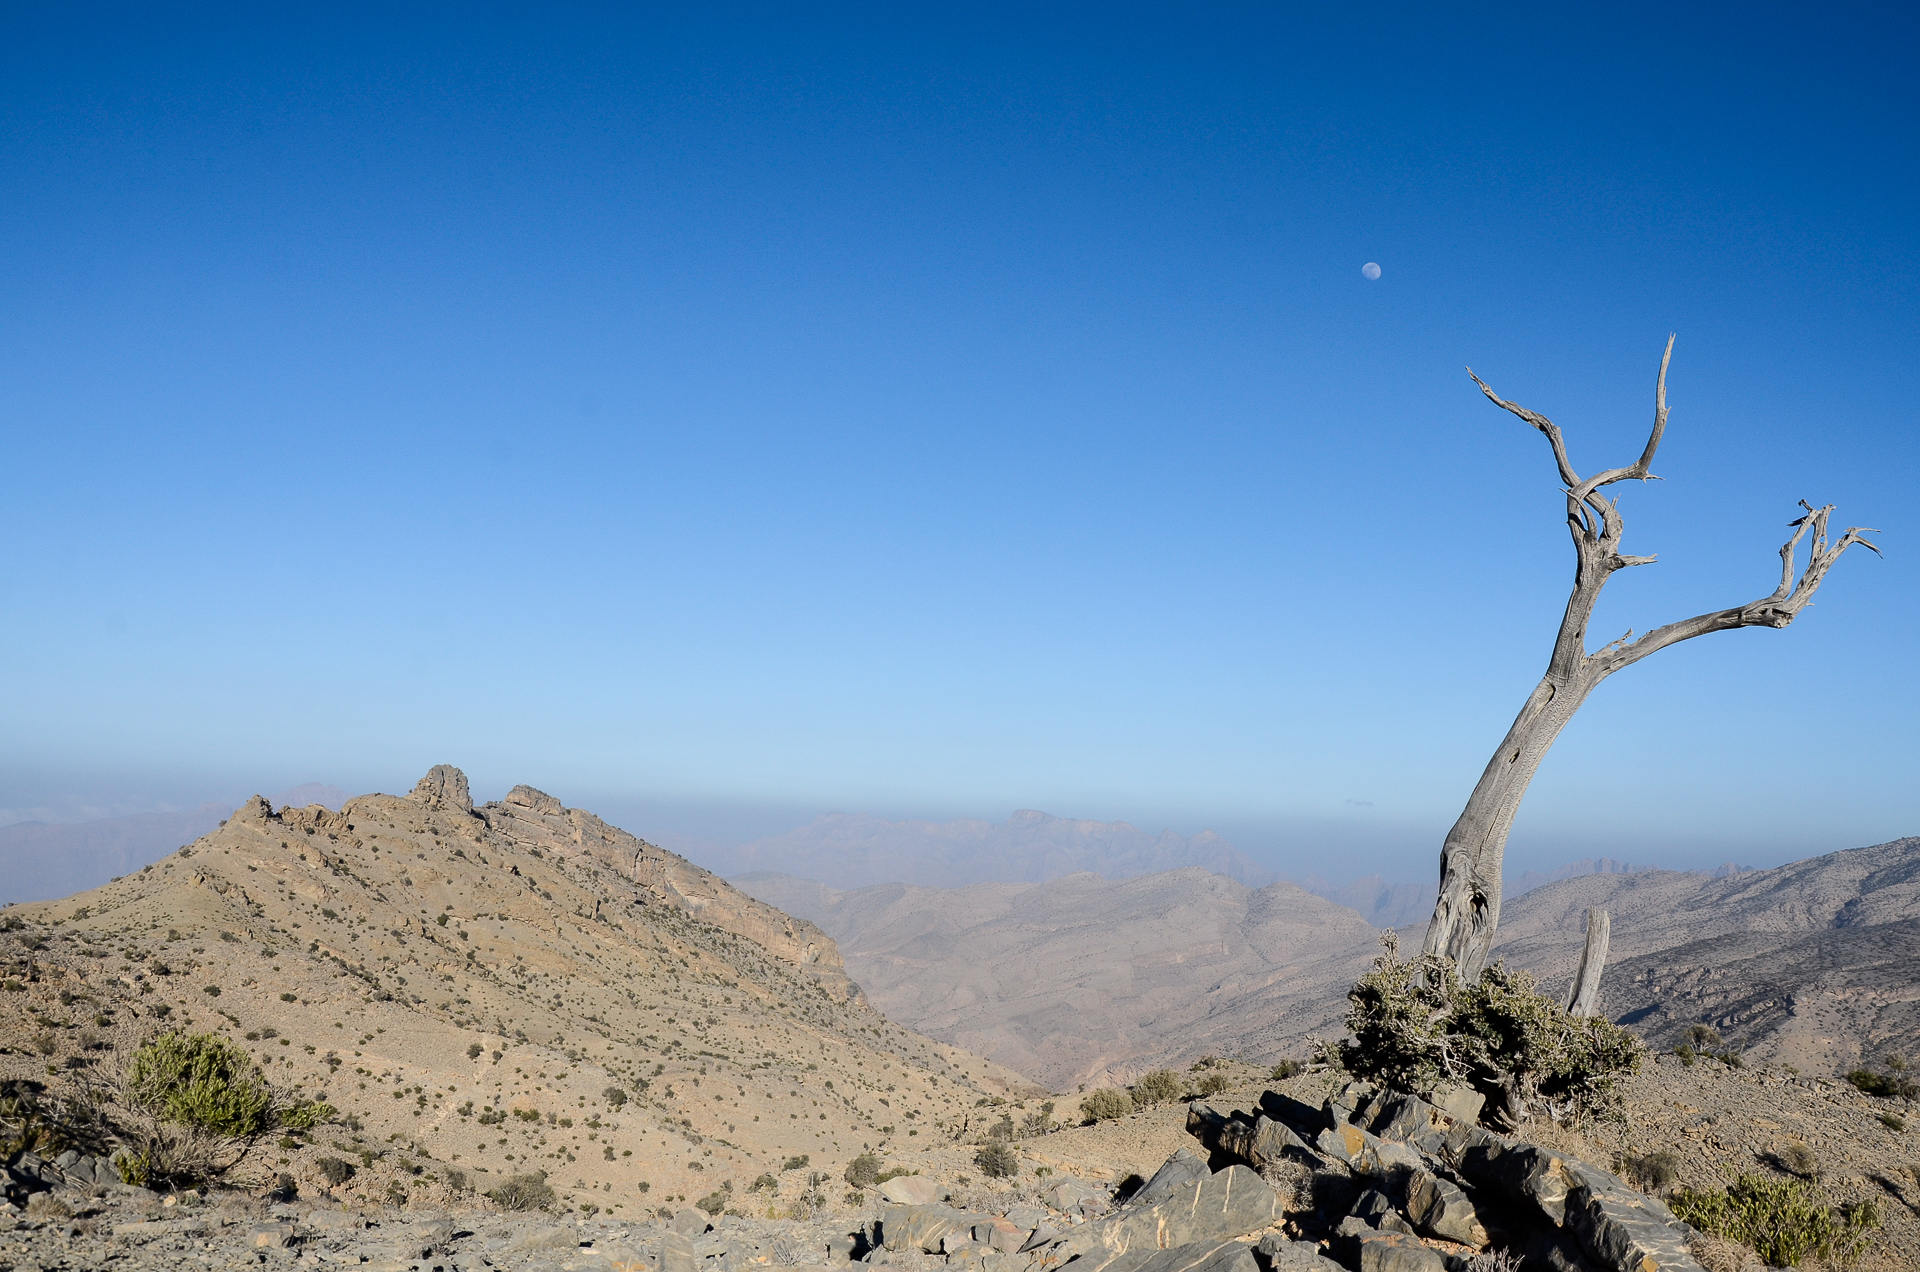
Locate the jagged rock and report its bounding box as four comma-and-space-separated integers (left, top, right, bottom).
1005, 1204, 1050, 1230
1040, 1165, 1281, 1268
974, 1217, 1026, 1253
1254, 1233, 1345, 1272
661, 1230, 699, 1272
877, 1204, 982, 1253
1129, 1148, 1212, 1209
1425, 1085, 1485, 1125
1405, 1169, 1487, 1248
1044, 1177, 1101, 1210
1347, 1230, 1445, 1272
409, 764, 473, 813
1561, 1160, 1705, 1272
1092, 1238, 1261, 1272
504, 783, 566, 815
1312, 1119, 1421, 1178
1349, 1190, 1415, 1236
879, 1175, 943, 1205
672, 1208, 711, 1236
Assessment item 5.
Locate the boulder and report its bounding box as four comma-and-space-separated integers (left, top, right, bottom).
1350, 1230, 1445, 1272
1128, 1149, 1211, 1209
1040, 1166, 1281, 1267
1312, 1121, 1421, 1178
879, 1175, 943, 1205
671, 1208, 710, 1236
877, 1204, 979, 1253
1254, 1234, 1345, 1272
1043, 1177, 1100, 1210
504, 784, 566, 815
1425, 1085, 1485, 1125
1560, 1161, 1706, 1272
1348, 1190, 1414, 1236
1405, 1169, 1488, 1248
249, 1222, 296, 1248
660, 1230, 699, 1272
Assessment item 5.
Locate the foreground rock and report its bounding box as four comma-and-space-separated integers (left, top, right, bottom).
1188, 1081, 1707, 1272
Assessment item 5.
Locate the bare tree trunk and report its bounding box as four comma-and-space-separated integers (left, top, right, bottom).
1423, 337, 1878, 980
1565, 908, 1610, 1017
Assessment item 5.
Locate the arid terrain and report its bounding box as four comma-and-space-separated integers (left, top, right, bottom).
0, 767, 1033, 1216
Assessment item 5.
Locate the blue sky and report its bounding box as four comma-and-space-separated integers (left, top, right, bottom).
3, 3, 1914, 883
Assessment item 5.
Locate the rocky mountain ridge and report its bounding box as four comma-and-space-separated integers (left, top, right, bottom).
0, 766, 1033, 1218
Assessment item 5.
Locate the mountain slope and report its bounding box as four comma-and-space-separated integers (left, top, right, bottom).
1490, 834, 1920, 1072
712, 809, 1275, 889
736, 867, 1379, 1089
0, 767, 1032, 1215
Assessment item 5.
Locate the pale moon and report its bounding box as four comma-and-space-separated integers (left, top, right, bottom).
1362, 262, 1382, 280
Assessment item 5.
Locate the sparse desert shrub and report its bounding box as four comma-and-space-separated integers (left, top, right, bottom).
268, 1172, 297, 1201
1341, 932, 1644, 1128
1878, 1113, 1905, 1132
1193, 1071, 1230, 1098
31, 1031, 57, 1057
751, 1172, 780, 1192
443, 1167, 467, 1191
603, 1085, 627, 1107
1685, 1025, 1724, 1050
696, 1189, 729, 1215
782, 1154, 810, 1171
467, 1043, 483, 1059
844, 1152, 880, 1188
487, 1170, 555, 1211
1845, 1066, 1919, 1100
1132, 1070, 1182, 1105
1269, 1059, 1305, 1081
1671, 1173, 1879, 1268
126, 1031, 273, 1137
1777, 1142, 1818, 1179
317, 1156, 356, 1185
974, 1141, 1019, 1178
1079, 1088, 1133, 1122
1620, 1148, 1681, 1194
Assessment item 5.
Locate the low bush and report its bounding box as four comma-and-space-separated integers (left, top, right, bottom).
1619, 1148, 1680, 1194
487, 1170, 555, 1211
317, 1156, 356, 1185
844, 1152, 880, 1188
1079, 1088, 1133, 1122
603, 1085, 627, 1108
1339, 932, 1644, 1128
696, 1189, 729, 1215
1269, 1059, 1304, 1081
974, 1141, 1019, 1179
782, 1154, 810, 1171
1193, 1071, 1230, 1098
1844, 1067, 1918, 1100
1128, 1068, 1175, 1114
125, 1031, 272, 1137
1671, 1173, 1878, 1268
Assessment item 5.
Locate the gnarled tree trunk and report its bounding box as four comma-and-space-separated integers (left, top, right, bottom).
1423, 337, 1878, 981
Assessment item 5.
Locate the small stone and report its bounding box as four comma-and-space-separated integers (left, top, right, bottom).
251, 1223, 297, 1248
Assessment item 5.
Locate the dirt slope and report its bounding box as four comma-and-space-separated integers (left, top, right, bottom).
0, 766, 1034, 1216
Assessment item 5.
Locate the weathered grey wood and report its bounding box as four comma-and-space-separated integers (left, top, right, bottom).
1422, 338, 1879, 981
1565, 908, 1610, 1017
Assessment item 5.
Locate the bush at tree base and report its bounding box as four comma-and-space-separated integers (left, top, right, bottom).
1671, 1173, 1879, 1268
1336, 932, 1644, 1127
974, 1141, 1019, 1178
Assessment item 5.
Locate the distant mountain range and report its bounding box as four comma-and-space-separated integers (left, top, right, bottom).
0, 783, 354, 905
735, 867, 1380, 1089
703, 808, 1277, 889
738, 834, 1919, 1088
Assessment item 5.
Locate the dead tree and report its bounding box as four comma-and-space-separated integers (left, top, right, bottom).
1423, 337, 1878, 981
1564, 908, 1610, 1018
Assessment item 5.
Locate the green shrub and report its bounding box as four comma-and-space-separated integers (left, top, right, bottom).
1079, 1089, 1133, 1122
1778, 1142, 1818, 1178
126, 1031, 273, 1137
751, 1172, 779, 1192
467, 1043, 483, 1059
1269, 1059, 1305, 1081
1340, 932, 1644, 1127
317, 1156, 356, 1185
1845, 1068, 1919, 1100
1878, 1113, 1905, 1133
696, 1189, 729, 1215
1194, 1071, 1230, 1098
1132, 1070, 1182, 1105
1620, 1148, 1680, 1193
844, 1152, 880, 1188
487, 1170, 555, 1211
1671, 1174, 1878, 1268
603, 1086, 627, 1108
975, 1141, 1019, 1178
782, 1154, 810, 1171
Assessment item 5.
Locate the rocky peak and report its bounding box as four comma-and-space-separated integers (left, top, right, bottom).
408, 763, 472, 814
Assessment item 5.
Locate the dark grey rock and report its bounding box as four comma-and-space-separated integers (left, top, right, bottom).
1254, 1233, 1343, 1272
1404, 1170, 1486, 1248
1129, 1149, 1212, 1210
